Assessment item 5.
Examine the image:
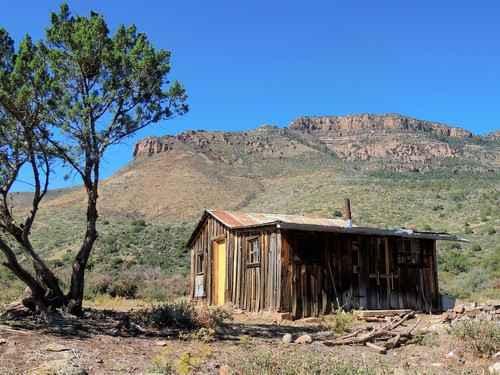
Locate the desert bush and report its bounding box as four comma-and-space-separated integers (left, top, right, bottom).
88, 274, 114, 296
108, 277, 138, 298
470, 244, 482, 252
450, 320, 500, 356
439, 250, 470, 274
487, 227, 497, 235
194, 305, 232, 329
232, 350, 376, 375
131, 301, 230, 331
324, 309, 355, 334
133, 300, 197, 330
411, 331, 439, 347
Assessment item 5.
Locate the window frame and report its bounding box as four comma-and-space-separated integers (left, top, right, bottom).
246, 236, 261, 267
196, 251, 205, 275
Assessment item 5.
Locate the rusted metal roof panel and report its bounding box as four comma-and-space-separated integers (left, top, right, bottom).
187, 209, 466, 247
208, 209, 350, 228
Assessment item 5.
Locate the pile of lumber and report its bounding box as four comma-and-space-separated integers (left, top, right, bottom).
323, 312, 419, 354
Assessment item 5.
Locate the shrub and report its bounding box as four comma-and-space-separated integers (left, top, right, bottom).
108, 277, 138, 299
194, 305, 232, 329
439, 250, 470, 274
332, 210, 343, 218
450, 320, 500, 357
324, 309, 355, 334
232, 350, 376, 375
487, 227, 497, 235
132, 301, 231, 332
411, 331, 439, 347
471, 244, 482, 252
88, 274, 113, 296
133, 300, 197, 330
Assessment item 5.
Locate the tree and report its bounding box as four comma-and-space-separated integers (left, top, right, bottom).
0, 4, 188, 315
0, 31, 67, 311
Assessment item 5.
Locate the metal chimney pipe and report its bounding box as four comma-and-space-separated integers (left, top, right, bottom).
345, 198, 352, 228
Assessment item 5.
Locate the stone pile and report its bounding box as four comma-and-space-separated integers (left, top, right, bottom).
441, 302, 500, 323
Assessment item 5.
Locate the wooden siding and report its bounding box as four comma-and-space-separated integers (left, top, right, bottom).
189, 216, 281, 310
190, 219, 440, 319
279, 230, 440, 318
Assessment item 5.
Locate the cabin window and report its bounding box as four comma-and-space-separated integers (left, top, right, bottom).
397, 239, 421, 267
196, 252, 204, 274
247, 237, 261, 266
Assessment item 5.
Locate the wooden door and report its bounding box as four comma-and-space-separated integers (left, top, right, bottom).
213, 239, 226, 305
367, 238, 397, 309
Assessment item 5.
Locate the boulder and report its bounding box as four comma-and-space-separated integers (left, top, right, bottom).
29, 359, 87, 375
282, 333, 292, 344
294, 334, 313, 344
446, 351, 461, 361
489, 362, 500, 375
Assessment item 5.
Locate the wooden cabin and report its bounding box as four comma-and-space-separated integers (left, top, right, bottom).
188, 209, 463, 318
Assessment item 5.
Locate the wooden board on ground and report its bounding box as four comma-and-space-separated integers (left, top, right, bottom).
355, 309, 413, 318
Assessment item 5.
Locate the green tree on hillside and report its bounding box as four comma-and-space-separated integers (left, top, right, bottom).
0, 4, 188, 315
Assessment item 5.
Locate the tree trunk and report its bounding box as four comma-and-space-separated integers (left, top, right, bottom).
66, 187, 98, 316
0, 239, 49, 313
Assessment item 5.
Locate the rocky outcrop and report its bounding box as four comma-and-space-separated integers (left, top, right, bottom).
286, 114, 475, 169
133, 127, 310, 162
289, 114, 473, 139
132, 114, 496, 172
486, 130, 500, 141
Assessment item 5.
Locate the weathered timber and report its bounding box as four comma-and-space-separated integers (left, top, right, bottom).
189, 210, 448, 319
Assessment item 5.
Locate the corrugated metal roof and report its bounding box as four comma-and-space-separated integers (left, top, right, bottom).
208, 209, 350, 228
186, 209, 467, 247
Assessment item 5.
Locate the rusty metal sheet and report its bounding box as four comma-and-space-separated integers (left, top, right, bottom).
208, 210, 350, 229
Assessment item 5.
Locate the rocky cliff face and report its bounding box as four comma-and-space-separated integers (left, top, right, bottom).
288, 114, 473, 138
133, 114, 497, 172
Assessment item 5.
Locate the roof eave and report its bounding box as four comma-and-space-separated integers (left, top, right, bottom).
276, 222, 468, 242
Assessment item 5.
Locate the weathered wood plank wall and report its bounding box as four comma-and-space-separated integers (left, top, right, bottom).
279, 230, 440, 318
190, 219, 439, 319
190, 217, 280, 310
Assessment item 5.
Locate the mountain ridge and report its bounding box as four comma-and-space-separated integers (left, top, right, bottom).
133, 113, 498, 173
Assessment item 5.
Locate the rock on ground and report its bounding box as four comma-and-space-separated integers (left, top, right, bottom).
282, 333, 293, 344
29, 359, 87, 375
489, 362, 500, 375
294, 334, 313, 344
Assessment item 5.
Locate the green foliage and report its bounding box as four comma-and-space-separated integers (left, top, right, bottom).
410, 331, 439, 347
232, 350, 376, 375
133, 300, 198, 330
450, 320, 500, 356
332, 209, 343, 217
131, 301, 230, 332
324, 309, 355, 334
471, 244, 482, 252
438, 250, 471, 274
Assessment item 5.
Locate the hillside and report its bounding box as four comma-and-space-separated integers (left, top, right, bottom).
2, 113, 499, 305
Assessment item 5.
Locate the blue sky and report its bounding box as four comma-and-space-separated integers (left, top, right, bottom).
2, 1, 500, 190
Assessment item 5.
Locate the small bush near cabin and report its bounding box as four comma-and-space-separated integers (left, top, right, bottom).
450, 320, 500, 357
131, 301, 231, 331
323, 309, 355, 334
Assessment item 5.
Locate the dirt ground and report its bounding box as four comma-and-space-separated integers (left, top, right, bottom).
0, 309, 495, 375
